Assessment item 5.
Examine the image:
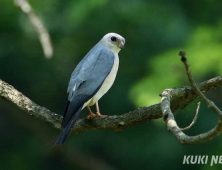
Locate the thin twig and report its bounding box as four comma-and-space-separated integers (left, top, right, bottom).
179, 51, 222, 117
15, 0, 53, 59
180, 102, 200, 131
161, 51, 222, 145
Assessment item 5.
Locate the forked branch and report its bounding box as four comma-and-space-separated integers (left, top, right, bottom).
161, 51, 222, 145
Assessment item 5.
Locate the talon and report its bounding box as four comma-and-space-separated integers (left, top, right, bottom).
87, 112, 96, 119
87, 106, 96, 119
96, 112, 107, 118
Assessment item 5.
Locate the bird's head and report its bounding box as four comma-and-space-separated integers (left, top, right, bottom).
100, 33, 125, 53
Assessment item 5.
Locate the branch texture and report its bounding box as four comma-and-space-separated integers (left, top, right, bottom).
161, 51, 222, 145
1, 75, 222, 135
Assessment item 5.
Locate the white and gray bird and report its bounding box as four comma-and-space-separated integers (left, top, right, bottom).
54, 33, 125, 145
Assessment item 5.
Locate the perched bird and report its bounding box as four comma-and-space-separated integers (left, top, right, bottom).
54, 33, 125, 145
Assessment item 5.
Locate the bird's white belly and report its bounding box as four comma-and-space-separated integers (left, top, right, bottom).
84, 56, 119, 107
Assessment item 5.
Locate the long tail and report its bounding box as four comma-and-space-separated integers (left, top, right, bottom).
54, 107, 82, 146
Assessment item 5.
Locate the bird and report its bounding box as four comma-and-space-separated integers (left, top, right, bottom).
54, 33, 125, 145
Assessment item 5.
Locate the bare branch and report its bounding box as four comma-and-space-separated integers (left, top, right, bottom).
1, 74, 222, 135
179, 51, 222, 117
180, 102, 200, 131
15, 0, 53, 59
161, 51, 222, 145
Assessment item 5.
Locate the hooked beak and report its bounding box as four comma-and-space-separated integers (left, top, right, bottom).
118, 41, 125, 49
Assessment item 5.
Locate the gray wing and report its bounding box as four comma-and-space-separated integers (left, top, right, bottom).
61, 47, 114, 127
67, 44, 112, 99
67, 56, 87, 93
73, 49, 115, 97
67, 43, 102, 94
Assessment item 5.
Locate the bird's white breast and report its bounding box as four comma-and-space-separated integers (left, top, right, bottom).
87, 54, 119, 106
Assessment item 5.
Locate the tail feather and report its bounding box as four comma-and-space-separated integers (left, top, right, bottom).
61, 95, 89, 128
62, 101, 70, 125
54, 107, 82, 146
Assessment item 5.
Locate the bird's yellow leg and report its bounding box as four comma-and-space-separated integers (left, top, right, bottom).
95, 102, 107, 117
87, 106, 96, 119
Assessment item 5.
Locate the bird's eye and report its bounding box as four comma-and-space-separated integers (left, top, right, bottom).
111, 36, 117, 41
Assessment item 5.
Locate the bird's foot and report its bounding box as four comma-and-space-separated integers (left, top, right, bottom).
87, 112, 96, 119
95, 112, 107, 118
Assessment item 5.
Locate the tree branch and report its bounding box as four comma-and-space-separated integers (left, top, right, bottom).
1, 75, 222, 135
15, 0, 53, 59
161, 51, 222, 145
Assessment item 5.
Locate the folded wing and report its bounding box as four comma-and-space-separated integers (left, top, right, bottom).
62, 47, 115, 128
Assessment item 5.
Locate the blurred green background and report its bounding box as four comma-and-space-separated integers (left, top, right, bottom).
1, 0, 222, 169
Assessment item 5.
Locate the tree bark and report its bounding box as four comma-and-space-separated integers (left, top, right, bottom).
0, 76, 222, 134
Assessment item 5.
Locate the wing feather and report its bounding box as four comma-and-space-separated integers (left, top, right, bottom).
61, 47, 114, 128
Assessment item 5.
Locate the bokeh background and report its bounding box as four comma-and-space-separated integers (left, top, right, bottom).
1, 0, 222, 169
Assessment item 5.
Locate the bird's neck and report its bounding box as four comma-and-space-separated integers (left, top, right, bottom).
112, 46, 121, 53
99, 42, 121, 53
